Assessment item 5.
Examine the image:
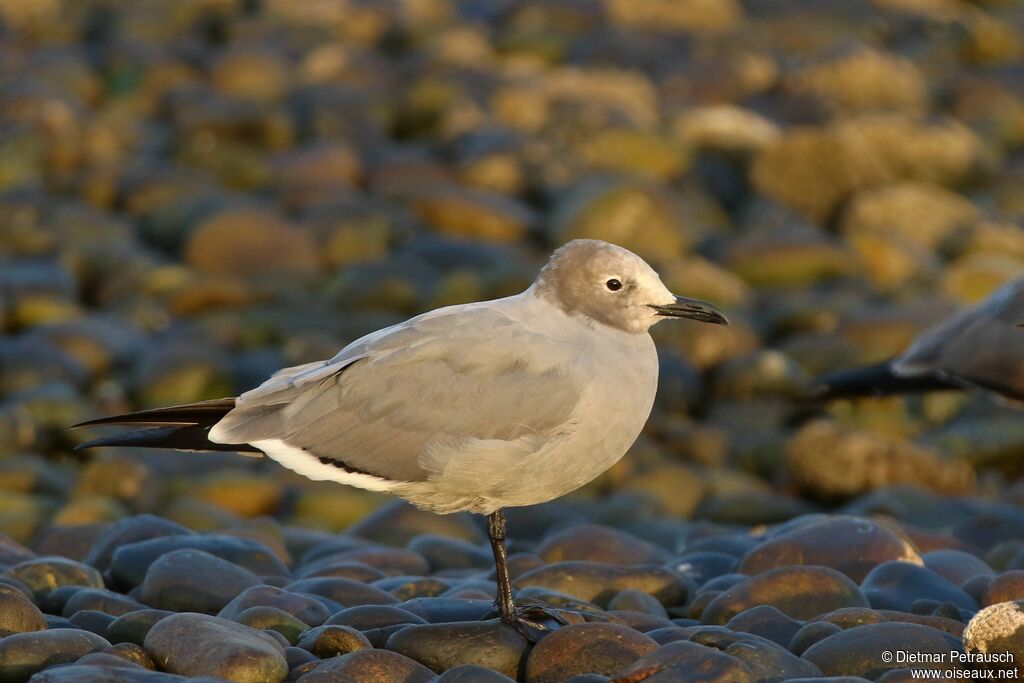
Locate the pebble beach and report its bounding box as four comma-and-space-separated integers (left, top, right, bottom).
2, 0, 1024, 681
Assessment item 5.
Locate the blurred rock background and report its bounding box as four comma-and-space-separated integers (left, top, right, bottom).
1, 0, 1024, 548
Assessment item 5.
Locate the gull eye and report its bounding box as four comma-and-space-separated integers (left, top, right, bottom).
606, 278, 622, 292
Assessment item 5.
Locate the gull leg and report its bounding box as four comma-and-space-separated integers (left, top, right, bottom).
487, 509, 573, 641
487, 509, 517, 624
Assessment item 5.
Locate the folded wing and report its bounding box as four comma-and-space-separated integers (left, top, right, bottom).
210, 304, 583, 483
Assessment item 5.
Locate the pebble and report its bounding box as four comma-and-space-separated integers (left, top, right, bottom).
702, 566, 869, 624
295, 624, 372, 658
739, 516, 921, 582
435, 664, 517, 682
217, 585, 330, 627
607, 589, 669, 617
106, 610, 174, 646
613, 639, 754, 682
689, 626, 822, 680
346, 502, 485, 547
0, 584, 46, 636
109, 535, 288, 589
963, 600, 1024, 677
292, 649, 434, 683
0, 628, 110, 682
515, 561, 688, 607
982, 570, 1024, 606
524, 623, 657, 683
536, 524, 670, 566
231, 606, 309, 644
387, 621, 527, 678
138, 548, 261, 614
1, 557, 104, 601
406, 534, 492, 572
61, 588, 144, 618
860, 561, 977, 612
324, 605, 427, 647
143, 612, 288, 683
802, 622, 965, 679
922, 549, 995, 586
26, 664, 218, 682
725, 604, 803, 647
284, 576, 398, 607
83, 516, 192, 572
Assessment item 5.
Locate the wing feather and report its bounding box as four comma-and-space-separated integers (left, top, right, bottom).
209, 303, 582, 482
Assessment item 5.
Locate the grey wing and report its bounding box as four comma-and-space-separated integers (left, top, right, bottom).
209, 305, 582, 482
893, 278, 1024, 399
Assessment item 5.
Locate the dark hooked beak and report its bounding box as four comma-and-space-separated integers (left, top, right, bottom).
648, 296, 729, 325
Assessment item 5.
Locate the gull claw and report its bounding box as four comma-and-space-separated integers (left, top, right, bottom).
496, 598, 588, 642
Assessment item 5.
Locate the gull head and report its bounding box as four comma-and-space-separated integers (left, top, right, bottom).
534, 239, 729, 334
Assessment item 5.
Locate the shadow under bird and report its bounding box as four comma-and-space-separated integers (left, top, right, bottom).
73, 238, 729, 637
813, 277, 1024, 403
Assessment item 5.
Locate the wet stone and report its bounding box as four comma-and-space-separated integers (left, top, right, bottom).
0, 628, 110, 682
387, 620, 527, 678
139, 548, 262, 614
217, 585, 330, 627
861, 561, 977, 613
143, 612, 288, 683
702, 566, 869, 624
524, 622, 658, 683
296, 624, 372, 658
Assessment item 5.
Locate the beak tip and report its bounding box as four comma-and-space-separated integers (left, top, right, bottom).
649, 296, 730, 325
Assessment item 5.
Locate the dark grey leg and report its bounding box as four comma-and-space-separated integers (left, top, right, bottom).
487, 509, 516, 624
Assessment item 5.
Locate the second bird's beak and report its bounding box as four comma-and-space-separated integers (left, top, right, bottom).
648, 296, 729, 325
